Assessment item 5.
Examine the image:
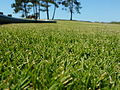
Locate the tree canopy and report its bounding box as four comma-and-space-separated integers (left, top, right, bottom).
11, 0, 82, 20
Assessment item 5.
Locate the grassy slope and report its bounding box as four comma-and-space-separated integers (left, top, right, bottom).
0, 21, 120, 89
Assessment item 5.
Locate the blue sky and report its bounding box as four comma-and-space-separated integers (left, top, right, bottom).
0, 0, 120, 22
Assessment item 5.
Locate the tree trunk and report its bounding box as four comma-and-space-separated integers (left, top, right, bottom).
24, 3, 27, 18
33, 3, 35, 16
46, 2, 49, 20
70, 1, 73, 20
52, 5, 56, 20
35, 3, 38, 20
70, 10, 73, 20
38, 2, 40, 19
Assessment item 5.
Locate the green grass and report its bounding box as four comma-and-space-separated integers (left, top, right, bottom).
0, 21, 120, 90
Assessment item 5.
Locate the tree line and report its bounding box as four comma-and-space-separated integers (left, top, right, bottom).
12, 0, 82, 20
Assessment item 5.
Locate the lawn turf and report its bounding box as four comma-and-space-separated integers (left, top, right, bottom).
0, 21, 120, 89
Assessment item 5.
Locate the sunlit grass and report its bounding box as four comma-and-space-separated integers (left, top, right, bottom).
0, 21, 120, 89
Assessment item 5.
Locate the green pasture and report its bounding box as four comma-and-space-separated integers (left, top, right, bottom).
0, 21, 120, 89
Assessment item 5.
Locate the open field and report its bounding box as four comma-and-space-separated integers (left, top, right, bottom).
0, 21, 120, 89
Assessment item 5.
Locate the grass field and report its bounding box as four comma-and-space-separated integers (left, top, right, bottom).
0, 21, 120, 89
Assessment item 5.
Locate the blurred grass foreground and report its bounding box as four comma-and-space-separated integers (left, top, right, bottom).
0, 21, 120, 89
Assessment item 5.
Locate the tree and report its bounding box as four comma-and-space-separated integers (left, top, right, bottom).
29, 0, 38, 20
41, 0, 59, 20
41, 0, 52, 19
12, 0, 82, 20
52, 0, 60, 20
12, 0, 31, 18
62, 0, 82, 20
